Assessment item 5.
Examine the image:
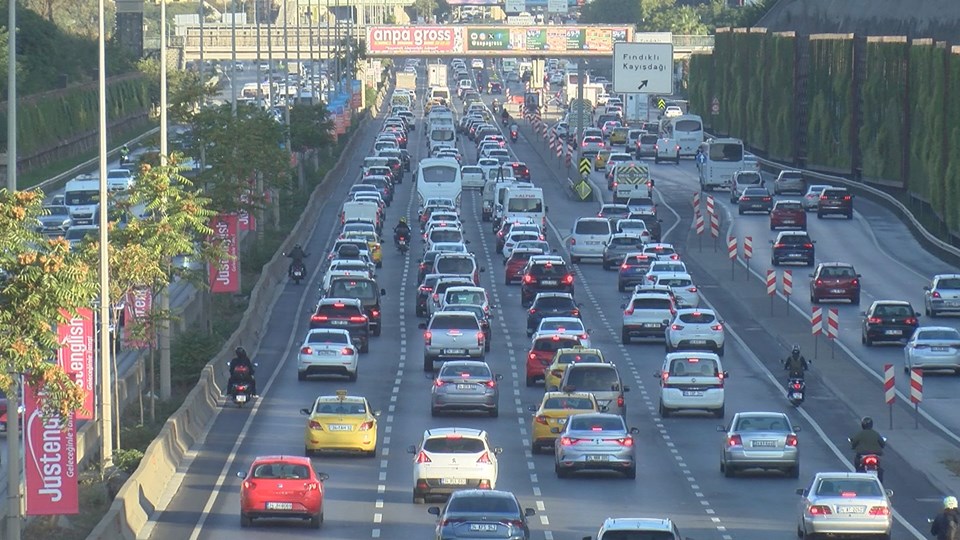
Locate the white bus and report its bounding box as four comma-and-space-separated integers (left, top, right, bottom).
697, 138, 745, 192
416, 157, 462, 210
660, 114, 704, 156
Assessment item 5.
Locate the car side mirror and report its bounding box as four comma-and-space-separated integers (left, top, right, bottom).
407, 445, 417, 454
493, 447, 503, 455
545, 206, 549, 213
857, 274, 862, 278
629, 427, 640, 434
300, 408, 311, 415
662, 319, 670, 325
794, 425, 801, 432
915, 312, 921, 317
716, 425, 726, 432
811, 240, 817, 243
769, 240, 775, 245
502, 259, 506, 265
885, 489, 894, 497
654, 371, 662, 378
723, 371, 729, 378
428, 506, 441, 516
496, 374, 504, 381
317, 472, 330, 482
373, 410, 382, 417
525, 508, 536, 517
796, 488, 807, 496
528, 404, 538, 413
418, 322, 427, 329
582, 537, 593, 540
237, 471, 247, 479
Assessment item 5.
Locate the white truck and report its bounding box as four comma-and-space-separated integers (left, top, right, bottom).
64, 176, 101, 226
428, 64, 448, 88
502, 186, 546, 230
396, 71, 417, 92
623, 93, 651, 124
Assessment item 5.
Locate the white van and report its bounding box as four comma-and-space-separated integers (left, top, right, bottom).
429, 87, 450, 103
501, 186, 545, 230
568, 217, 613, 263
491, 181, 534, 230
64, 176, 101, 225
416, 157, 462, 210
656, 352, 727, 418
340, 201, 381, 230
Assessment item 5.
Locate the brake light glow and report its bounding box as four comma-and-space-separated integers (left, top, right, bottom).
786, 434, 798, 447
424, 331, 432, 345
370, 310, 380, 318
905, 317, 918, 325
624, 306, 634, 315
559, 437, 579, 446
311, 315, 329, 322
434, 379, 445, 387
727, 434, 742, 447
528, 308, 537, 314
617, 395, 624, 407
415, 451, 431, 463
932, 291, 942, 298
348, 315, 367, 323
477, 332, 485, 346
867, 317, 882, 324
616, 437, 633, 447
243, 480, 257, 490
688, 286, 698, 292
671, 324, 684, 331
711, 324, 723, 331
808, 505, 832, 515
358, 421, 375, 431
484, 380, 496, 388
523, 275, 534, 284
563, 274, 574, 285
863, 455, 879, 466
535, 415, 548, 425
309, 420, 324, 430
868, 506, 890, 516
301, 346, 313, 354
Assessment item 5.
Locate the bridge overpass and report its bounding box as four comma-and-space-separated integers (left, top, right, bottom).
177, 27, 713, 61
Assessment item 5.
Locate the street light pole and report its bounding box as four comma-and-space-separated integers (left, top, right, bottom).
6, 0, 16, 192
97, 0, 114, 476
198, 0, 205, 98
256, 0, 263, 109
158, 0, 172, 403
230, 0, 238, 115
307, 8, 314, 104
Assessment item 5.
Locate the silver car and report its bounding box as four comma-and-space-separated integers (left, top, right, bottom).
430, 360, 502, 417
904, 326, 960, 374
774, 170, 805, 195
419, 311, 486, 372
719, 411, 800, 478
796, 472, 893, 539
802, 184, 831, 211
554, 413, 638, 479
37, 205, 72, 236
923, 273, 960, 316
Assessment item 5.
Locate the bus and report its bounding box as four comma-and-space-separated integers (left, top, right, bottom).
697, 138, 745, 192
659, 114, 704, 156
416, 157, 463, 210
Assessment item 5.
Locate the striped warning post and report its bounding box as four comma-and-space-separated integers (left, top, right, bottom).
766, 270, 776, 295
827, 308, 839, 339
743, 236, 753, 259
692, 191, 700, 209
727, 237, 737, 260
556, 143, 563, 158
910, 369, 923, 403
883, 364, 895, 404
811, 307, 823, 336
782, 270, 793, 296
695, 213, 704, 235
709, 212, 719, 238
706, 195, 715, 215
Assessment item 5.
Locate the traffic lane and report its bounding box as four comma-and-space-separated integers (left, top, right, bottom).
147, 108, 395, 538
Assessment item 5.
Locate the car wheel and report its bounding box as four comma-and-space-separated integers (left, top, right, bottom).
714, 405, 725, 418
864, 333, 873, 347
309, 513, 322, 529
484, 341, 490, 352
621, 329, 630, 345
423, 356, 433, 372
930, 308, 939, 317
788, 464, 800, 478
810, 293, 818, 304
526, 375, 535, 387
489, 407, 499, 418
658, 401, 670, 418
625, 466, 637, 479
298, 371, 307, 382
373, 326, 382, 337
665, 343, 673, 353
675, 157, 680, 165
555, 463, 570, 479
360, 341, 370, 354
846, 211, 853, 220
240, 513, 252, 528
723, 463, 736, 478
304, 447, 312, 457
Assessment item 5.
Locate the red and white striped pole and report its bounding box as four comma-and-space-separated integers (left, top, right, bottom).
883, 364, 895, 429
827, 308, 839, 358
910, 368, 923, 428
692, 191, 701, 211
811, 306, 823, 356
727, 236, 738, 278
706, 195, 715, 215
767, 270, 776, 314
743, 236, 753, 278
709, 212, 720, 252
782, 270, 793, 313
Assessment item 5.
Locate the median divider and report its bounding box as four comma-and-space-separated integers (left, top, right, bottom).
86, 103, 380, 540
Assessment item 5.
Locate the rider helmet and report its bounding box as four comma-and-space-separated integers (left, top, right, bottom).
861, 416, 874, 430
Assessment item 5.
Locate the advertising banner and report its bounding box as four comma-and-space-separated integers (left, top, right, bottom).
238, 190, 257, 232
23, 383, 79, 515
465, 25, 631, 56
208, 213, 240, 294
122, 288, 155, 350
366, 26, 464, 56
57, 308, 95, 420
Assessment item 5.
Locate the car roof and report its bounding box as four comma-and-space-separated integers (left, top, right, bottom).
734, 411, 789, 420
777, 231, 809, 237
665, 351, 721, 361
533, 292, 575, 300
424, 427, 485, 439
817, 262, 855, 268
251, 455, 312, 465
542, 390, 595, 400
601, 517, 674, 532
318, 297, 363, 306
870, 300, 912, 307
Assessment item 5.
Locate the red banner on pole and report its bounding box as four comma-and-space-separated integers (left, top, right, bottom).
122, 288, 156, 350
238, 191, 257, 232
23, 383, 79, 515
57, 308, 95, 420
209, 213, 240, 294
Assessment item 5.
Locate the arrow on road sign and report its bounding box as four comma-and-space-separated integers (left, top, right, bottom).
574, 180, 592, 201
657, 98, 666, 110
578, 158, 592, 178
637, 80, 648, 91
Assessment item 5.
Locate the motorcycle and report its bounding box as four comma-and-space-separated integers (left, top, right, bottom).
848, 436, 887, 482
646, 179, 655, 198
510, 127, 518, 143
289, 261, 306, 285
226, 362, 258, 408
786, 377, 805, 406
396, 233, 410, 254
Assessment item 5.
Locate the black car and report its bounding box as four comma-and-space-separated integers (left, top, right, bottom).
416, 274, 443, 318
310, 298, 370, 353
526, 292, 580, 336
771, 231, 815, 267
737, 186, 773, 215
818, 187, 854, 219
861, 300, 920, 346
520, 257, 574, 307
326, 277, 386, 336
629, 212, 662, 242
489, 81, 503, 94
428, 490, 535, 540
419, 251, 442, 283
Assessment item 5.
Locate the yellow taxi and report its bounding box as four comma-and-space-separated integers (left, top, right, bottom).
609, 127, 630, 146
529, 390, 599, 454
343, 230, 382, 267
424, 99, 442, 115
594, 149, 612, 171
544, 347, 607, 391
301, 390, 380, 456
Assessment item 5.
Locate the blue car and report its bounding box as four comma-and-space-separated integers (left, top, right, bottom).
618, 252, 657, 292
771, 231, 815, 267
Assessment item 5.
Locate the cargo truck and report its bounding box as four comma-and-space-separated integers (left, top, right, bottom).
428, 64, 448, 88
396, 71, 417, 92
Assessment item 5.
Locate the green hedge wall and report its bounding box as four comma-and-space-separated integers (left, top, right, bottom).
688, 53, 713, 130
859, 40, 908, 185
806, 36, 854, 172
743, 30, 767, 152
909, 42, 947, 212
713, 29, 734, 135
765, 33, 796, 161
945, 50, 960, 232
0, 75, 150, 158
727, 30, 748, 139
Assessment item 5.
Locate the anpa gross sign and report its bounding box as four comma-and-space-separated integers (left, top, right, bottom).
612, 42, 674, 95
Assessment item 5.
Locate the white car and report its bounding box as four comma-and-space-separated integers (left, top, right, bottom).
802, 185, 831, 211
471, 59, 484, 69
425, 213, 462, 232
106, 169, 134, 191
297, 328, 359, 381
654, 138, 680, 164
653, 272, 700, 308
408, 427, 501, 503
460, 166, 485, 189
321, 269, 370, 294
904, 326, 960, 373
614, 219, 653, 243
477, 158, 501, 181
656, 352, 727, 418
441, 286, 490, 313
502, 231, 541, 260
536, 317, 591, 348
642, 243, 680, 261
431, 242, 469, 254
665, 308, 725, 355
327, 259, 374, 278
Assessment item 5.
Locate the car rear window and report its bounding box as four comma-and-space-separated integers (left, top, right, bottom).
819, 266, 856, 278
735, 416, 790, 432
439, 364, 491, 378
775, 202, 803, 211
531, 264, 567, 277
307, 331, 350, 344
822, 189, 849, 198
556, 352, 602, 365
816, 479, 882, 497
329, 279, 377, 300
610, 236, 642, 247
668, 358, 719, 376
575, 220, 610, 235
640, 135, 659, 144
534, 337, 579, 352
568, 415, 624, 431
937, 278, 960, 289
423, 437, 485, 453
632, 297, 672, 310
657, 278, 692, 288
916, 329, 960, 341
446, 494, 519, 514
543, 396, 595, 409
678, 312, 715, 324
315, 303, 363, 317
565, 367, 620, 390
780, 171, 803, 180
252, 463, 310, 479
624, 255, 653, 266
534, 296, 575, 309
430, 230, 463, 244
600, 532, 675, 540
431, 315, 479, 330
446, 290, 485, 305
436, 257, 475, 275
742, 188, 769, 197
778, 235, 811, 245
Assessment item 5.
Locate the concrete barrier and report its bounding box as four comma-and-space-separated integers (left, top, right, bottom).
86, 107, 378, 540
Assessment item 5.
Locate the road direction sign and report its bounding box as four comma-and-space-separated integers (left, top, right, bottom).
547, 0, 567, 13
613, 42, 673, 95
574, 180, 592, 200
711, 96, 720, 116
504, 0, 525, 13
579, 158, 592, 178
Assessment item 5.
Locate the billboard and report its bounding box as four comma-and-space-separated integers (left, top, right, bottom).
23, 383, 79, 516
447, 0, 500, 4
122, 288, 156, 350
208, 214, 240, 294
365, 25, 632, 56
57, 308, 95, 420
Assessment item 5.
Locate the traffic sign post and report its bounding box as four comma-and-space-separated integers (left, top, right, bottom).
612, 42, 674, 95
727, 236, 737, 278
766, 270, 776, 314
743, 236, 753, 277
811, 306, 823, 356
883, 364, 895, 429
711, 96, 720, 116
827, 308, 839, 358
910, 368, 923, 428
782, 270, 793, 314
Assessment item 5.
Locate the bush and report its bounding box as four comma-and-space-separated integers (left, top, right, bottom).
114, 448, 145, 474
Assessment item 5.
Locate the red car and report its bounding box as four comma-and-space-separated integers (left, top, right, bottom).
510, 162, 531, 181
504, 249, 544, 285
239, 455, 329, 528
770, 200, 807, 230
809, 262, 861, 304
525, 334, 583, 387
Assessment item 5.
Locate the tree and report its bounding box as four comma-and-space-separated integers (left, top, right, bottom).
138, 58, 215, 124
412, 0, 438, 21
0, 189, 99, 417
289, 103, 335, 153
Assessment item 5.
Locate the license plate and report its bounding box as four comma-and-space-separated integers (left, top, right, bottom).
541, 280, 557, 286
791, 392, 803, 399
838, 505, 865, 514
235, 394, 248, 403
751, 440, 776, 447
682, 390, 704, 397
947, 301, 960, 307
884, 330, 902, 336
331, 320, 348, 325
455, 384, 475, 390
319, 350, 336, 355
831, 289, 845, 294
783, 220, 795, 224
470, 524, 498, 532
441, 478, 467, 485
788, 253, 803, 258
443, 348, 467, 354
266, 502, 293, 510
643, 323, 660, 328
587, 455, 605, 462
558, 418, 567, 425
328, 424, 351, 431
933, 346, 949, 352
689, 339, 707, 345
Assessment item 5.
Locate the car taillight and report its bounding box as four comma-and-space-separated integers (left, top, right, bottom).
433, 293, 439, 301
808, 505, 832, 515
535, 415, 549, 425
416, 451, 432, 463
371, 310, 380, 318
477, 332, 485, 346
559, 437, 579, 446
309, 420, 324, 430
624, 307, 634, 315
476, 451, 492, 464
617, 395, 624, 407
358, 421, 374, 431
851, 279, 859, 286
301, 346, 313, 354
528, 308, 537, 314
671, 324, 684, 331
815, 279, 823, 286
571, 308, 580, 317
762, 197, 771, 201
712, 323, 725, 331
563, 274, 574, 285
727, 434, 742, 447
434, 379, 445, 387
820, 195, 828, 200
484, 380, 496, 388
342, 347, 355, 355
843, 195, 852, 201
569, 238, 576, 245
616, 437, 633, 447
349, 315, 367, 323
243, 480, 257, 490
803, 243, 813, 249
786, 434, 798, 447
774, 243, 785, 249
867, 316, 882, 324
718, 371, 726, 388
868, 506, 890, 516
523, 275, 534, 284
905, 317, 918, 325
621, 263, 628, 270
687, 286, 698, 293
424, 331, 432, 345
311, 315, 328, 322
932, 291, 942, 298
670, 254, 680, 260
419, 286, 432, 293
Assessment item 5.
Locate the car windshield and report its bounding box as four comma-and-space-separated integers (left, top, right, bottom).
316, 303, 361, 317
678, 312, 715, 324
439, 364, 491, 378
252, 462, 311, 480
423, 437, 485, 453
307, 332, 350, 344
735, 416, 790, 432
431, 315, 479, 330
446, 494, 519, 514
564, 368, 619, 390
329, 279, 376, 299
916, 329, 960, 340
816, 479, 882, 497
556, 351, 601, 365
569, 415, 624, 431
543, 396, 594, 409
44, 205, 70, 216
669, 358, 718, 376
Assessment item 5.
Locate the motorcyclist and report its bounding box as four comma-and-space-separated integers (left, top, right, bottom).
509, 123, 519, 141
227, 347, 257, 397
501, 107, 510, 125
849, 416, 885, 470
119, 144, 130, 165
783, 345, 809, 379
930, 495, 960, 540
394, 217, 411, 246
492, 99, 501, 113
286, 244, 308, 276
